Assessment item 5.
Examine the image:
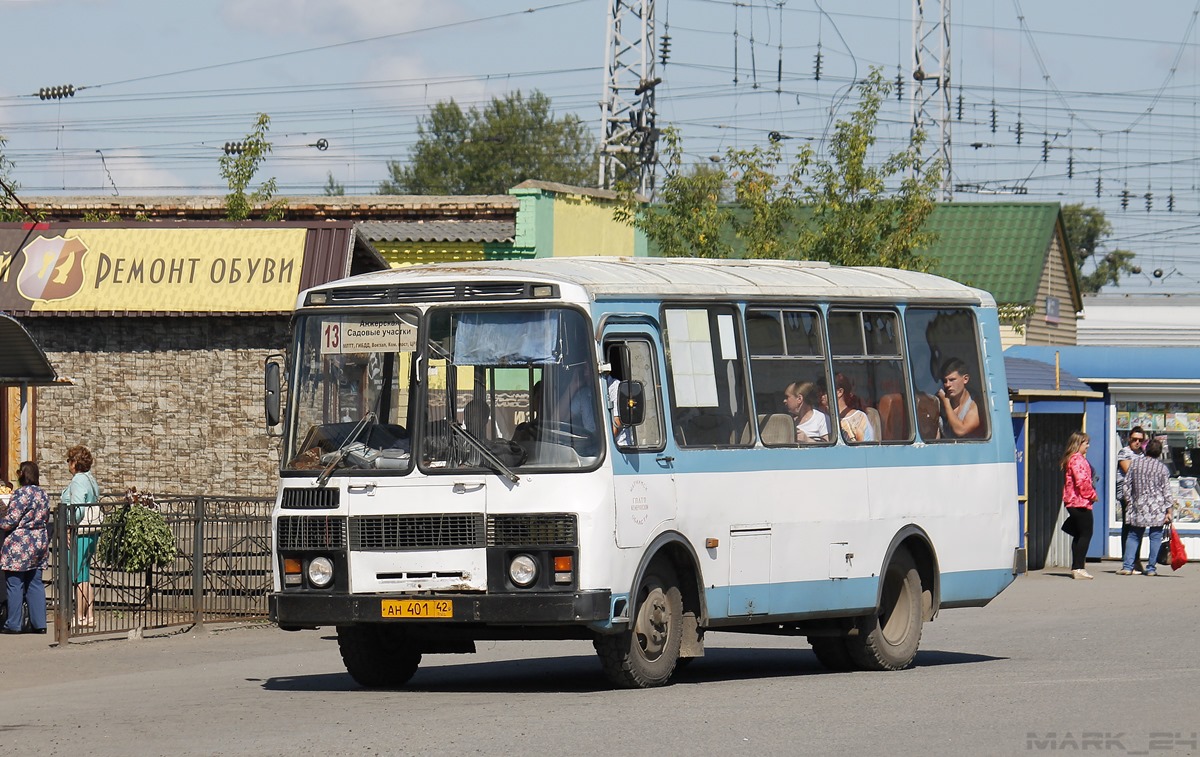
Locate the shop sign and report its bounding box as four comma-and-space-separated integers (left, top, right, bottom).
0, 227, 307, 313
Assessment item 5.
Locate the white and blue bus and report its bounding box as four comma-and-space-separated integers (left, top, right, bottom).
267, 257, 1021, 688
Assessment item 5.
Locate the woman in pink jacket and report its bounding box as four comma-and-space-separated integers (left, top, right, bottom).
1061, 431, 1098, 580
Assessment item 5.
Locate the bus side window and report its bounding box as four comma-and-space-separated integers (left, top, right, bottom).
829, 310, 913, 444
604, 338, 666, 451
903, 308, 991, 442
746, 307, 831, 446
663, 306, 752, 448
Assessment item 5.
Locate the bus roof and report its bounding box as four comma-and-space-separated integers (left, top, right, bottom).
308, 257, 994, 307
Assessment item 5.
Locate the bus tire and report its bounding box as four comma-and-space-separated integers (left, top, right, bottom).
846, 548, 923, 671
594, 565, 683, 688
336, 624, 422, 688
808, 637, 856, 671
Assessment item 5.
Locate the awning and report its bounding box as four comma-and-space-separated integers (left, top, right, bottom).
0, 313, 61, 384
1004, 356, 1101, 398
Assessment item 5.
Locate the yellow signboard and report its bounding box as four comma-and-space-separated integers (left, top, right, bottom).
0, 227, 308, 314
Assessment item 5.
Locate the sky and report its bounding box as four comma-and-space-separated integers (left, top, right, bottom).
3, 0, 1200, 294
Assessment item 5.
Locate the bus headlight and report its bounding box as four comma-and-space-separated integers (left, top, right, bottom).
508, 554, 538, 587
307, 556, 334, 588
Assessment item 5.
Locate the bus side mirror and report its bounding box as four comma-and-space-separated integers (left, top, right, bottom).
617, 380, 645, 426
265, 360, 282, 428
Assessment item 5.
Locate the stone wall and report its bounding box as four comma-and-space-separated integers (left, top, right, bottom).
25, 316, 289, 498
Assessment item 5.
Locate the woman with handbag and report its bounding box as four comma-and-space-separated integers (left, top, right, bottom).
1121, 438, 1172, 577
1060, 431, 1098, 580
63, 445, 101, 628
1, 461, 50, 634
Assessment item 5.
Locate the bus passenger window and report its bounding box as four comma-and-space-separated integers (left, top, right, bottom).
904, 308, 991, 442
664, 306, 751, 448
829, 310, 913, 444
746, 308, 831, 447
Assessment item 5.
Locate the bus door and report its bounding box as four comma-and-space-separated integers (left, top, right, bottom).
602, 330, 677, 549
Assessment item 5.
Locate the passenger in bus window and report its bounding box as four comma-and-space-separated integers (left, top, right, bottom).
833, 373, 874, 443
936, 358, 982, 439
463, 399, 490, 439
783, 381, 829, 443
512, 381, 542, 443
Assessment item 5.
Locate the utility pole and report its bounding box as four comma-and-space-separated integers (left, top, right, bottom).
599, 0, 660, 197
911, 0, 952, 201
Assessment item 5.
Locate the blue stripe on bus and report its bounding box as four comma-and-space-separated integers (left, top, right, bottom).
939, 568, 1016, 605
703, 568, 1014, 620
612, 440, 1013, 475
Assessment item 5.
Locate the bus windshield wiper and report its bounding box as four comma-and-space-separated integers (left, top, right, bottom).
316, 411, 377, 488
449, 421, 520, 484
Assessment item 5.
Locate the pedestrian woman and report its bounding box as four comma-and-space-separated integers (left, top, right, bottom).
0, 461, 50, 634
1121, 438, 1173, 577
63, 445, 101, 627
1060, 431, 1098, 580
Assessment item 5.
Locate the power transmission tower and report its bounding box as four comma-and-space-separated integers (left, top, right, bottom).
599, 0, 660, 196
911, 0, 952, 201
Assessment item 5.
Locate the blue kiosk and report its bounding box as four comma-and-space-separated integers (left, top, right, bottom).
1006, 346, 1200, 566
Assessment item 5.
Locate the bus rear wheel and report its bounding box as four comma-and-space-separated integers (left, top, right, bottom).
846, 548, 923, 671
595, 565, 683, 688
337, 624, 422, 688
808, 636, 856, 671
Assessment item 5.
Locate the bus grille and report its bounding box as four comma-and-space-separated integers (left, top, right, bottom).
350, 513, 486, 551
277, 516, 347, 550
487, 514, 578, 546
280, 488, 340, 509
323, 281, 543, 305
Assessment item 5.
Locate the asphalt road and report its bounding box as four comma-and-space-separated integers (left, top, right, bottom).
2, 564, 1196, 757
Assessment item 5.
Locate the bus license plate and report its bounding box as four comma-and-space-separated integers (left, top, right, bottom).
381, 599, 453, 619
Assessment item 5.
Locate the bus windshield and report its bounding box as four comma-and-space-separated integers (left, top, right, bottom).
422, 306, 602, 472
285, 312, 419, 475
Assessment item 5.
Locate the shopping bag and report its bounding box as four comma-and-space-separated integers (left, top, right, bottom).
1157, 526, 1173, 566
0, 599, 32, 632
1169, 523, 1189, 571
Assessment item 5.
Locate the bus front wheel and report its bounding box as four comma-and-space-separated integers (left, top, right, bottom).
337, 624, 422, 688
846, 548, 923, 671
594, 565, 683, 688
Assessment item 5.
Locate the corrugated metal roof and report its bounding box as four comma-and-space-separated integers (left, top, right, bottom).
0, 313, 58, 384
920, 203, 1065, 305
356, 220, 515, 243
312, 256, 992, 304
1006, 345, 1200, 383
1004, 356, 1094, 394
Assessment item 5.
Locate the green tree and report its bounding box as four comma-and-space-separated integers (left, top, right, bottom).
380, 90, 597, 195
323, 171, 345, 196
614, 129, 732, 258
1061, 203, 1136, 292
219, 113, 286, 221
617, 68, 940, 270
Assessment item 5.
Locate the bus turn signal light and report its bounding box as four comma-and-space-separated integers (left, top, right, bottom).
554, 555, 573, 584
283, 557, 302, 586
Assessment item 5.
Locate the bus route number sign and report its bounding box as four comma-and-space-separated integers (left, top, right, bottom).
381, 599, 453, 619
321, 318, 416, 354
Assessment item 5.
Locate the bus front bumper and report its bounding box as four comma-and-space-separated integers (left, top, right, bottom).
270, 589, 613, 628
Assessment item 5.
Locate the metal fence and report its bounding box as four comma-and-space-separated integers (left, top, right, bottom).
47, 495, 274, 640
